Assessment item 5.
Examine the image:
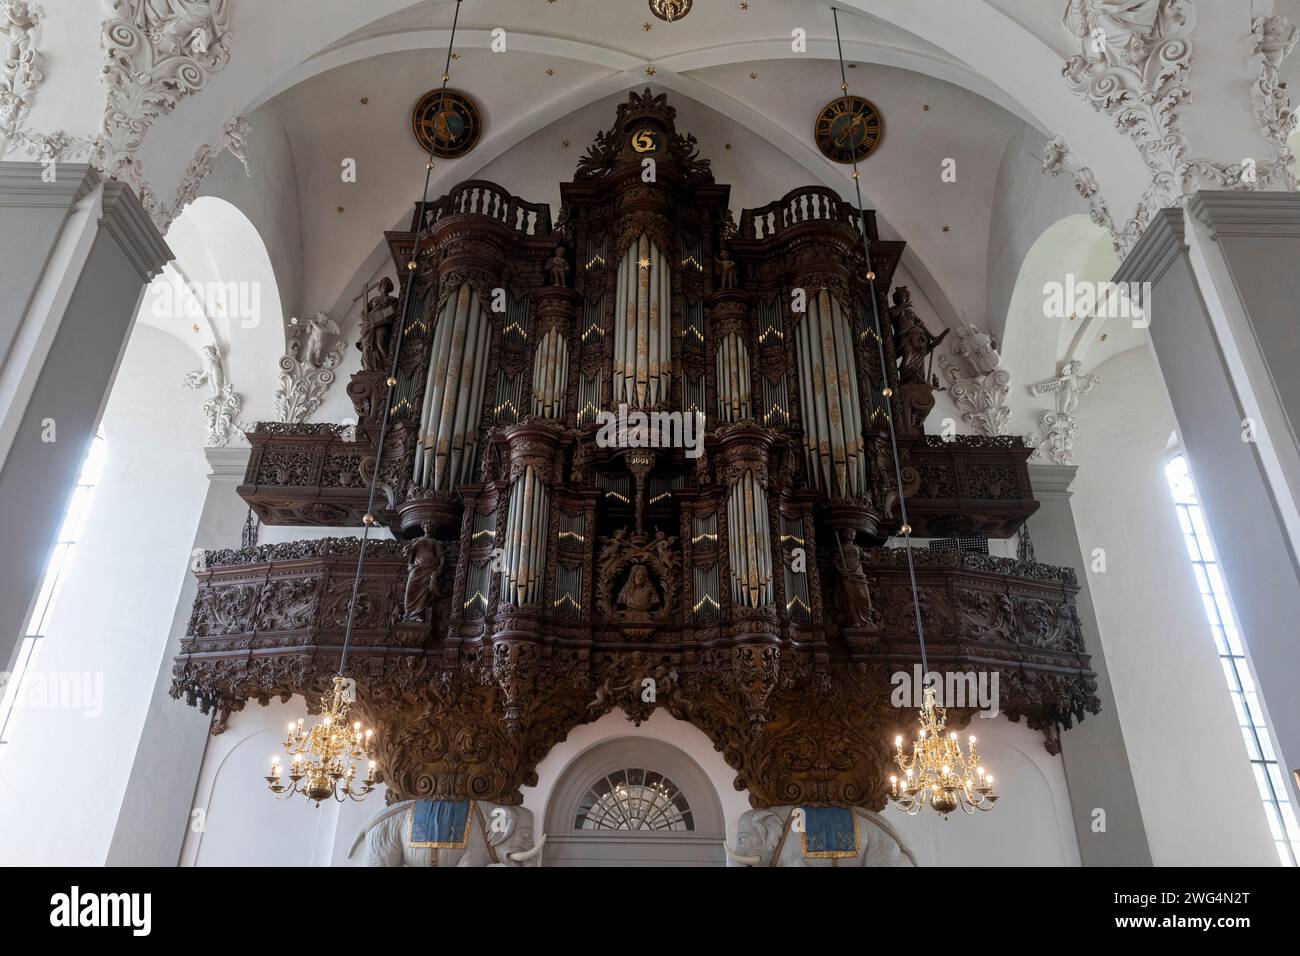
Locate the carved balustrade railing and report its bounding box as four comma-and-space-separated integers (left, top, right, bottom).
890, 435, 1039, 537
413, 179, 553, 237
739, 186, 871, 242
239, 423, 376, 526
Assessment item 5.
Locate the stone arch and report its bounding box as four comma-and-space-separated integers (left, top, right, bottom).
542, 733, 727, 866
998, 213, 1117, 437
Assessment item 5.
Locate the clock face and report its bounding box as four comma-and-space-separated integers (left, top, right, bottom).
814, 95, 884, 164
412, 88, 482, 159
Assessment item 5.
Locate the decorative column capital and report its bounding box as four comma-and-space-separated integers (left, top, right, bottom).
1114, 207, 1186, 286
205, 446, 251, 483
99, 181, 173, 281
1027, 463, 1078, 501
0, 163, 100, 208
1188, 189, 1300, 241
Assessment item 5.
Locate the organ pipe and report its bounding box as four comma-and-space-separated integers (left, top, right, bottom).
794, 289, 867, 497
716, 332, 751, 422
413, 283, 491, 490
531, 326, 569, 419
727, 469, 773, 608
613, 234, 672, 408
500, 464, 549, 606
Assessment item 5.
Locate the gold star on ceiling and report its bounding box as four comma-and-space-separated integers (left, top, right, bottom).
646, 65, 657, 76
546, 68, 555, 76
740, 1, 749, 8
643, 22, 653, 31
942, 225, 951, 233
923, 104, 931, 111
749, 72, 759, 79
638, 256, 652, 270
191, 323, 200, 333
359, 97, 369, 105
337, 206, 345, 214
561, 139, 570, 148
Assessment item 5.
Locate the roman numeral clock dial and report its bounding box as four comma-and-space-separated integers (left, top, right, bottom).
815, 95, 884, 164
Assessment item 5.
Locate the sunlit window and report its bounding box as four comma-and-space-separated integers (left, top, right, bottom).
1166, 454, 1299, 866
575, 768, 693, 831
0, 433, 107, 749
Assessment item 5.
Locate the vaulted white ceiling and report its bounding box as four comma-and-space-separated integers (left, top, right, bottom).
255, 0, 1053, 332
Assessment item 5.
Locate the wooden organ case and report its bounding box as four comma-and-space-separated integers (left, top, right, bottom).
174, 91, 1099, 809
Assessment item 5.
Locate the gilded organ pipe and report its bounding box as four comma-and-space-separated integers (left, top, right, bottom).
413, 284, 491, 490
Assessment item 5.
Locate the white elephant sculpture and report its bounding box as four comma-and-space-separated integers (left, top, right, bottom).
349, 800, 546, 867
726, 806, 918, 867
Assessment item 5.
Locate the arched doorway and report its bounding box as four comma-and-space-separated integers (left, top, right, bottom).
544, 737, 725, 866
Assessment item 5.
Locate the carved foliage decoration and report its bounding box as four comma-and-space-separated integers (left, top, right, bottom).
937, 322, 1010, 437
0, 0, 44, 154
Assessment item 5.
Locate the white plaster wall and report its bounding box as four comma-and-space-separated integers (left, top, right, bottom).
182, 697, 338, 867
0, 324, 209, 865
1069, 344, 1277, 865
984, 124, 1085, 342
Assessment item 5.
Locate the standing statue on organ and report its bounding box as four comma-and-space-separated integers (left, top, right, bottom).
715, 248, 738, 290
403, 522, 445, 621
834, 529, 874, 627
546, 244, 570, 287
890, 286, 949, 385
359, 277, 399, 371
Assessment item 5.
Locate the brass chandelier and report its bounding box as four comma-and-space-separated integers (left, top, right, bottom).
267, 676, 377, 805
829, 6, 1001, 819
888, 688, 997, 815
261, 0, 469, 808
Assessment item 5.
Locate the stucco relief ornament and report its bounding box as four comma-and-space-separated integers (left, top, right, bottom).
0, 0, 43, 154
276, 312, 345, 424
1060, 0, 1195, 253
1249, 15, 1299, 191
183, 343, 245, 447
1040, 134, 1117, 242
95, 1, 232, 222
166, 115, 250, 227
1027, 360, 1098, 465
936, 322, 1010, 437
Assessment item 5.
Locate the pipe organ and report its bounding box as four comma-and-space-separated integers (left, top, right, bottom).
413, 284, 491, 490
181, 91, 1100, 811
613, 234, 672, 409
795, 288, 867, 498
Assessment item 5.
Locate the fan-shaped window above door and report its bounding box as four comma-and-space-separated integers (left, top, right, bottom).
575, 768, 694, 831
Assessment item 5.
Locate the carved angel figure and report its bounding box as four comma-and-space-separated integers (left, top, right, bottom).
305, 312, 341, 368
1062, 0, 1164, 67
1029, 360, 1098, 417
138, 0, 230, 57
182, 344, 225, 399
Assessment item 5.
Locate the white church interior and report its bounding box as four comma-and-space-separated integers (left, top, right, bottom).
1, 0, 1299, 870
